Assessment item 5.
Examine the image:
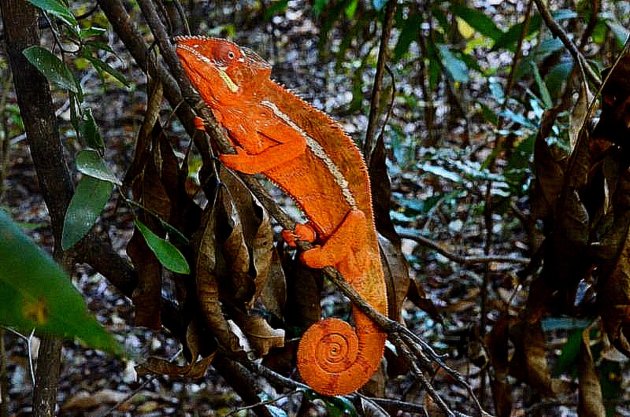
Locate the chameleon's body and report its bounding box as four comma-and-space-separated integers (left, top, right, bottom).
175, 36, 387, 395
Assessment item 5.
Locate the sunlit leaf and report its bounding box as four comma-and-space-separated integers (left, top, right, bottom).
451, 4, 503, 41
23, 46, 79, 93
27, 0, 78, 27
344, 0, 358, 18
135, 220, 190, 274
62, 175, 113, 250
0, 210, 122, 354
76, 149, 121, 185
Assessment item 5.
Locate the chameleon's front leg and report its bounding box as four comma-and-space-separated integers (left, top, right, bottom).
219, 118, 309, 175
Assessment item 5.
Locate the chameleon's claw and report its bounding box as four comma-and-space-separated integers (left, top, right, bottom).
282, 223, 316, 247
193, 116, 206, 131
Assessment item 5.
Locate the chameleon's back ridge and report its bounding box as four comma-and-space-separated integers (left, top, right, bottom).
175, 36, 388, 395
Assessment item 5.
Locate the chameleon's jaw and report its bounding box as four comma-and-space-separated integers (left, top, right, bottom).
174, 37, 239, 94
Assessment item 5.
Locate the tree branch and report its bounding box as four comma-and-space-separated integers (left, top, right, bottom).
532, 0, 601, 87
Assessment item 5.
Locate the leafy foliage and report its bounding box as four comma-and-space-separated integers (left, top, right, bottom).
0, 210, 122, 354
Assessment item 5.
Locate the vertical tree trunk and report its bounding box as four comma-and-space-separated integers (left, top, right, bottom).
0, 1, 76, 415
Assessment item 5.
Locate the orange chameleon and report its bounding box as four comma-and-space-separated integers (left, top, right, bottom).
175, 36, 388, 396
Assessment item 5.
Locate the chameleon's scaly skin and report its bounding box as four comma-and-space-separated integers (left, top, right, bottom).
175, 36, 387, 395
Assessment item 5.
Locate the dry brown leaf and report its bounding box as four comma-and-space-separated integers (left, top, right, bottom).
486, 315, 512, 417
577, 327, 605, 417
258, 249, 287, 319
378, 235, 410, 320
194, 189, 245, 355
221, 169, 274, 305
359, 397, 389, 417
239, 315, 285, 356
127, 230, 162, 329
137, 352, 215, 380
569, 81, 591, 152
600, 226, 630, 356
510, 320, 555, 397
220, 187, 254, 304
61, 389, 128, 411
284, 260, 321, 329
531, 107, 566, 220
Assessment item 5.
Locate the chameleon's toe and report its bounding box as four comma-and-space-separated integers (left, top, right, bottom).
193, 116, 206, 131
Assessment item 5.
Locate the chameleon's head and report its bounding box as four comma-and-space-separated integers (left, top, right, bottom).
174, 36, 271, 105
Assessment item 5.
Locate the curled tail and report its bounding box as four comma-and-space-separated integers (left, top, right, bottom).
296, 309, 387, 395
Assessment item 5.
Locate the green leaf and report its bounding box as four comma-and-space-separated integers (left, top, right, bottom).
135, 220, 190, 274
84, 55, 129, 87
27, 0, 78, 27
78, 26, 106, 39
0, 210, 122, 354
76, 149, 120, 185
492, 14, 542, 51
394, 13, 421, 60
62, 176, 114, 250
451, 4, 503, 41
313, 0, 329, 15
531, 62, 552, 108
553, 328, 586, 376
263, 0, 288, 20
23, 46, 79, 93
372, 0, 387, 11
437, 44, 469, 83
78, 108, 104, 150
303, 389, 358, 417
344, 0, 358, 18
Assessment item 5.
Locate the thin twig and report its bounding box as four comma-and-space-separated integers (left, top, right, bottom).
398, 232, 530, 265
532, 0, 601, 87
363, 0, 396, 164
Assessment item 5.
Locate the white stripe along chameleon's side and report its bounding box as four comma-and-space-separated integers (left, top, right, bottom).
260, 100, 358, 210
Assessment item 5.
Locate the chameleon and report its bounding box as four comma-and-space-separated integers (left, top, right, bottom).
175, 36, 388, 396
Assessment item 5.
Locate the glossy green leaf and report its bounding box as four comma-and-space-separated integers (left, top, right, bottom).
27, 0, 78, 27
78, 108, 104, 150
76, 149, 121, 185
23, 46, 79, 93
451, 4, 503, 41
0, 210, 122, 354
62, 176, 114, 250
135, 220, 190, 274
303, 388, 358, 417
437, 44, 469, 83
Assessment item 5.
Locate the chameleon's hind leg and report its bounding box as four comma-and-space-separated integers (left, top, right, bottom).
299, 209, 368, 271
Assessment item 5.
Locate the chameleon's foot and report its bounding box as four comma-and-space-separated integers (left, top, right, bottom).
282, 223, 316, 247
194, 116, 206, 131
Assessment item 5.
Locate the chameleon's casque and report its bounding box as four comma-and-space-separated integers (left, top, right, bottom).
175, 36, 388, 396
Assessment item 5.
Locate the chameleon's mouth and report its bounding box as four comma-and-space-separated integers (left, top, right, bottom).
174, 36, 239, 93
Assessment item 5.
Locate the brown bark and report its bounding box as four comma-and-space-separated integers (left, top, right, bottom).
0, 2, 69, 415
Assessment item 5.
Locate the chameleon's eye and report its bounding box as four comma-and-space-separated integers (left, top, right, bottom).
227, 51, 236, 60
